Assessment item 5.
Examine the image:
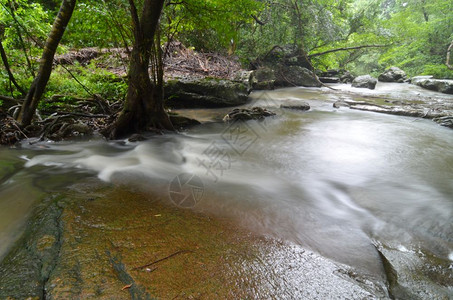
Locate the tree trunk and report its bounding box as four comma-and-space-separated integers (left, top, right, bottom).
111, 0, 173, 139
447, 40, 453, 70
16, 0, 77, 127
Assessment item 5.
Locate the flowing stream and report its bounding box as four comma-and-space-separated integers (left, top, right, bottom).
1, 83, 452, 296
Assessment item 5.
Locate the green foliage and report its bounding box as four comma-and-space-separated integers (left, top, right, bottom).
1, 0, 453, 109
234, 0, 391, 69
163, 0, 262, 53
422, 64, 453, 79
377, 0, 453, 76
0, 0, 53, 78
236, 1, 295, 64
44, 63, 127, 101
63, 0, 131, 48
0, 68, 32, 97
303, 0, 453, 77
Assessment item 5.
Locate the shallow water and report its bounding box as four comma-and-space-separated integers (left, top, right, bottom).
1, 84, 453, 295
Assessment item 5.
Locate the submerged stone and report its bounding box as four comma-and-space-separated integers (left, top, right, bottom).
280, 100, 311, 111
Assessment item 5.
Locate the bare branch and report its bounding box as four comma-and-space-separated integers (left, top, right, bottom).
0, 95, 23, 103
251, 14, 266, 26
308, 44, 389, 58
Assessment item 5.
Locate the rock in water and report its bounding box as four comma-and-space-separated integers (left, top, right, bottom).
169, 115, 201, 130
165, 78, 250, 108
249, 45, 321, 90
253, 66, 321, 89
352, 75, 378, 90
223, 107, 276, 122
280, 100, 310, 111
378, 67, 408, 83
412, 76, 453, 94
319, 77, 340, 83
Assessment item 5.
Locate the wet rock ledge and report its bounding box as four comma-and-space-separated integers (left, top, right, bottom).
0, 179, 386, 299
333, 94, 453, 129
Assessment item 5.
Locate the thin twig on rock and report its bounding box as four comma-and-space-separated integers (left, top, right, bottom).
131, 250, 192, 271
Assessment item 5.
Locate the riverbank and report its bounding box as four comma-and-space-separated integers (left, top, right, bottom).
0, 178, 384, 299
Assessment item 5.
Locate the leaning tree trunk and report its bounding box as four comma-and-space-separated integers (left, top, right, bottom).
111, 0, 173, 139
16, 0, 77, 127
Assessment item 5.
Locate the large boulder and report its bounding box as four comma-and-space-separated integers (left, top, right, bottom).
253, 66, 321, 89
352, 75, 378, 90
250, 45, 320, 90
233, 70, 256, 93
252, 67, 276, 90
340, 71, 355, 83
412, 76, 453, 94
275, 66, 321, 87
378, 67, 408, 83
164, 78, 250, 108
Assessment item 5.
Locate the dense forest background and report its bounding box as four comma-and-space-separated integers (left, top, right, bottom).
1, 0, 452, 108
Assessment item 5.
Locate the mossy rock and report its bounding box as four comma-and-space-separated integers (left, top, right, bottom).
164, 78, 250, 108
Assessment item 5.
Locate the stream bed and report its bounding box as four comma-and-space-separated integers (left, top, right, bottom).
1, 83, 452, 298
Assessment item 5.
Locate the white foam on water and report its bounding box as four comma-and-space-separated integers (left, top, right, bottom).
397, 245, 410, 252
19, 155, 30, 161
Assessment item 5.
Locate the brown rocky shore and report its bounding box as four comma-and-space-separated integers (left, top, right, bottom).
0, 178, 385, 299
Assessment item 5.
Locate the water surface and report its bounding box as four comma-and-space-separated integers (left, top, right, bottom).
1, 84, 452, 296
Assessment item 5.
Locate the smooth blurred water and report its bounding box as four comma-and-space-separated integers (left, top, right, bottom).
1, 85, 452, 284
